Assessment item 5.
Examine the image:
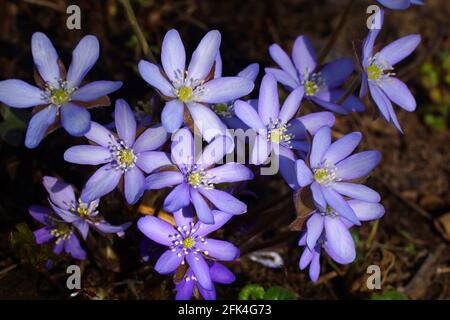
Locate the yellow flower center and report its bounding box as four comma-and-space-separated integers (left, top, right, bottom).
188, 171, 202, 187
77, 205, 90, 217
304, 80, 320, 96
50, 88, 71, 106
367, 64, 383, 81
313, 166, 336, 185
117, 149, 135, 167
177, 86, 194, 102
182, 236, 196, 249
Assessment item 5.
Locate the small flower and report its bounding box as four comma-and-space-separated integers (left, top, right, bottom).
0, 32, 122, 148
376, 0, 424, 10
64, 99, 170, 204
299, 199, 385, 282
145, 128, 253, 223
138, 209, 240, 291
265, 36, 364, 114
295, 126, 381, 225
234, 74, 335, 187
41, 176, 131, 240
175, 262, 235, 300
138, 29, 255, 142
360, 10, 421, 132
29, 205, 86, 260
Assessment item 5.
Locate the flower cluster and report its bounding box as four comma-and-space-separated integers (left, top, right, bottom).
0, 3, 422, 299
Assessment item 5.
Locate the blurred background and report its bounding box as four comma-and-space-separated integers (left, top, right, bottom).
0, 0, 449, 299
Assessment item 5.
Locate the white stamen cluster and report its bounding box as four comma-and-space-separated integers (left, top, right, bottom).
366, 53, 395, 84
70, 198, 99, 218
169, 221, 209, 261
171, 69, 208, 102
42, 79, 77, 109
267, 119, 293, 146
301, 70, 324, 96
185, 165, 214, 189
313, 162, 338, 186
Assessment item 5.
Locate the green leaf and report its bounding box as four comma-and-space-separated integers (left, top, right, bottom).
424, 114, 446, 130
238, 284, 265, 300
371, 290, 409, 300
264, 286, 297, 300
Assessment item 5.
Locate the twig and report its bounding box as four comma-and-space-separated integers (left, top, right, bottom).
317, 0, 355, 65
0, 264, 17, 279
119, 0, 157, 63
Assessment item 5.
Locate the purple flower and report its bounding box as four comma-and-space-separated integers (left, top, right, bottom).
360, 10, 421, 132
137, 209, 240, 291
29, 205, 86, 260
145, 127, 253, 224
376, 0, 423, 10
175, 262, 235, 300
42, 176, 131, 240
295, 126, 381, 225
299, 199, 385, 282
138, 29, 255, 142
0, 32, 122, 148
265, 36, 364, 114
64, 99, 170, 204
233, 74, 335, 185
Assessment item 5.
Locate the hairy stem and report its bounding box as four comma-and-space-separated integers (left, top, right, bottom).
119, 0, 157, 63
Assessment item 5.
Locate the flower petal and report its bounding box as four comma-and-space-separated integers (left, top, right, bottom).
197, 135, 234, 168
25, 106, 57, 149
292, 35, 317, 76
81, 164, 122, 203
209, 262, 235, 284
310, 97, 348, 114
269, 44, 298, 80
238, 63, 259, 82
29, 205, 51, 224
195, 210, 233, 237
295, 159, 313, 187
198, 188, 247, 215
61, 102, 91, 137
187, 102, 228, 143
42, 176, 76, 210
155, 249, 183, 274
207, 163, 254, 184
324, 217, 355, 264
67, 35, 99, 88
31, 32, 60, 85
323, 132, 362, 165
173, 206, 195, 227
196, 238, 240, 261
187, 30, 221, 82
161, 29, 186, 83
64, 145, 110, 165
234, 100, 265, 130
138, 60, 175, 97
333, 182, 381, 203
64, 234, 86, 260
310, 125, 331, 168
115, 99, 136, 146
199, 77, 254, 104
124, 167, 145, 204
279, 146, 299, 189
161, 99, 184, 133
136, 151, 172, 174
378, 34, 421, 66
368, 83, 391, 121
309, 249, 321, 283
164, 183, 191, 212
85, 122, 116, 148
137, 216, 175, 246
0, 80, 45, 108
171, 127, 194, 167
377, 0, 410, 10
306, 213, 324, 251
185, 253, 213, 290
258, 74, 279, 125
190, 188, 214, 224
321, 186, 360, 225
133, 124, 168, 153
71, 81, 123, 102
336, 151, 381, 180
145, 171, 184, 190
264, 67, 299, 89
311, 181, 326, 210
278, 87, 304, 122
348, 200, 385, 221
320, 58, 354, 89
380, 77, 416, 112
294, 111, 335, 136
34, 227, 55, 244
250, 134, 271, 165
